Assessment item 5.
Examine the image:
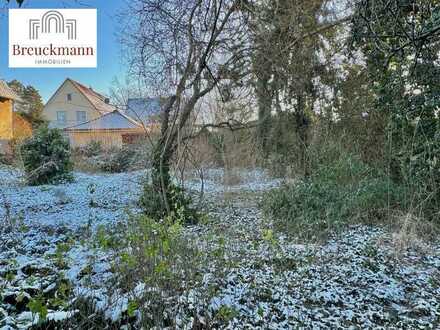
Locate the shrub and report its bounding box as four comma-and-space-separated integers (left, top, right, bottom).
262, 152, 403, 241
139, 183, 164, 220
72, 144, 151, 173
0, 152, 14, 165
99, 146, 137, 173
20, 127, 73, 185
139, 182, 199, 224
95, 214, 201, 327
123, 143, 153, 170
80, 140, 103, 157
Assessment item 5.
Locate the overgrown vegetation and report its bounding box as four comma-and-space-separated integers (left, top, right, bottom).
20, 127, 73, 186
263, 142, 404, 241
139, 182, 199, 224
85, 212, 231, 328
72, 141, 152, 173
258, 0, 439, 239
96, 215, 200, 327
351, 0, 440, 223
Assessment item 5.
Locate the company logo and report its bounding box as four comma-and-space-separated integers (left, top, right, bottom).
29, 10, 77, 40
9, 9, 97, 68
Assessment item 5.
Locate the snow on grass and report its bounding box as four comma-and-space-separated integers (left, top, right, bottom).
185, 198, 440, 329
1, 165, 439, 329
202, 225, 440, 329
0, 167, 145, 229
0, 166, 280, 230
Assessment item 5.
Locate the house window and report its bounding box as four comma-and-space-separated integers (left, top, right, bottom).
67, 93, 72, 101
76, 111, 87, 123
57, 111, 67, 125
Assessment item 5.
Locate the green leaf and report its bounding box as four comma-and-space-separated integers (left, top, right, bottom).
127, 300, 138, 317
27, 297, 48, 321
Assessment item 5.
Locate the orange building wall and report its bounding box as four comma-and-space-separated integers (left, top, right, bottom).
0, 99, 13, 140
68, 131, 125, 149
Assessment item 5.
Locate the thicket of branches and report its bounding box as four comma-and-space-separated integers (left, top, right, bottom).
119, 0, 439, 223
5, 0, 437, 223
121, 0, 252, 218
352, 0, 440, 219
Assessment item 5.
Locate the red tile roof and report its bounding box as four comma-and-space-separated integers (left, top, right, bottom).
0, 80, 20, 101
68, 78, 116, 115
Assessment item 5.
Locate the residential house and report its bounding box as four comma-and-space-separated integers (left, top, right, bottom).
125, 97, 162, 127
64, 111, 144, 148
44, 78, 115, 129
44, 78, 145, 148
0, 80, 33, 153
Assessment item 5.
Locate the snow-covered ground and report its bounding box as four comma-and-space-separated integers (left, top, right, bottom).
0, 168, 143, 229
0, 167, 280, 229
1, 166, 439, 329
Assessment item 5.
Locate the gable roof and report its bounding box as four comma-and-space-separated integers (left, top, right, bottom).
125, 98, 162, 126
68, 79, 116, 115
64, 110, 143, 131
45, 78, 116, 115
0, 80, 20, 101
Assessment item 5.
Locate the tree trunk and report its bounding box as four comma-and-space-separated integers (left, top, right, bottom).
151, 137, 174, 214
150, 96, 177, 214
295, 96, 310, 178
253, 49, 272, 158
256, 86, 272, 157
149, 95, 199, 216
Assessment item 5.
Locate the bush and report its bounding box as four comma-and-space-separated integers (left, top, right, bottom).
139, 182, 199, 224
87, 212, 234, 328
94, 214, 201, 327
99, 146, 137, 173
79, 140, 103, 157
20, 127, 73, 186
72, 143, 151, 173
0, 152, 14, 165
123, 143, 153, 170
262, 152, 403, 241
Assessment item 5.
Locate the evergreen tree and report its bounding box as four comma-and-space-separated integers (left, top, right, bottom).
8, 80, 45, 128
251, 0, 339, 176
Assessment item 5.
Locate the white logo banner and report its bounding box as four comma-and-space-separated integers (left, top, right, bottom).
9, 9, 97, 68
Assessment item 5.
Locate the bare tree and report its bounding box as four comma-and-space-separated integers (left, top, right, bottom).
121, 0, 251, 215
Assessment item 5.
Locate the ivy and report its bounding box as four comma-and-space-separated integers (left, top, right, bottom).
351, 0, 440, 219
27, 296, 48, 322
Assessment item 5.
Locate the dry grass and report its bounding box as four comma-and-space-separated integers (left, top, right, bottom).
71, 153, 103, 173
223, 168, 245, 186
185, 128, 259, 169
388, 212, 437, 255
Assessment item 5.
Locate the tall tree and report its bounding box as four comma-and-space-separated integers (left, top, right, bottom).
352, 0, 440, 216
8, 80, 45, 128
122, 0, 251, 217
251, 0, 341, 176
